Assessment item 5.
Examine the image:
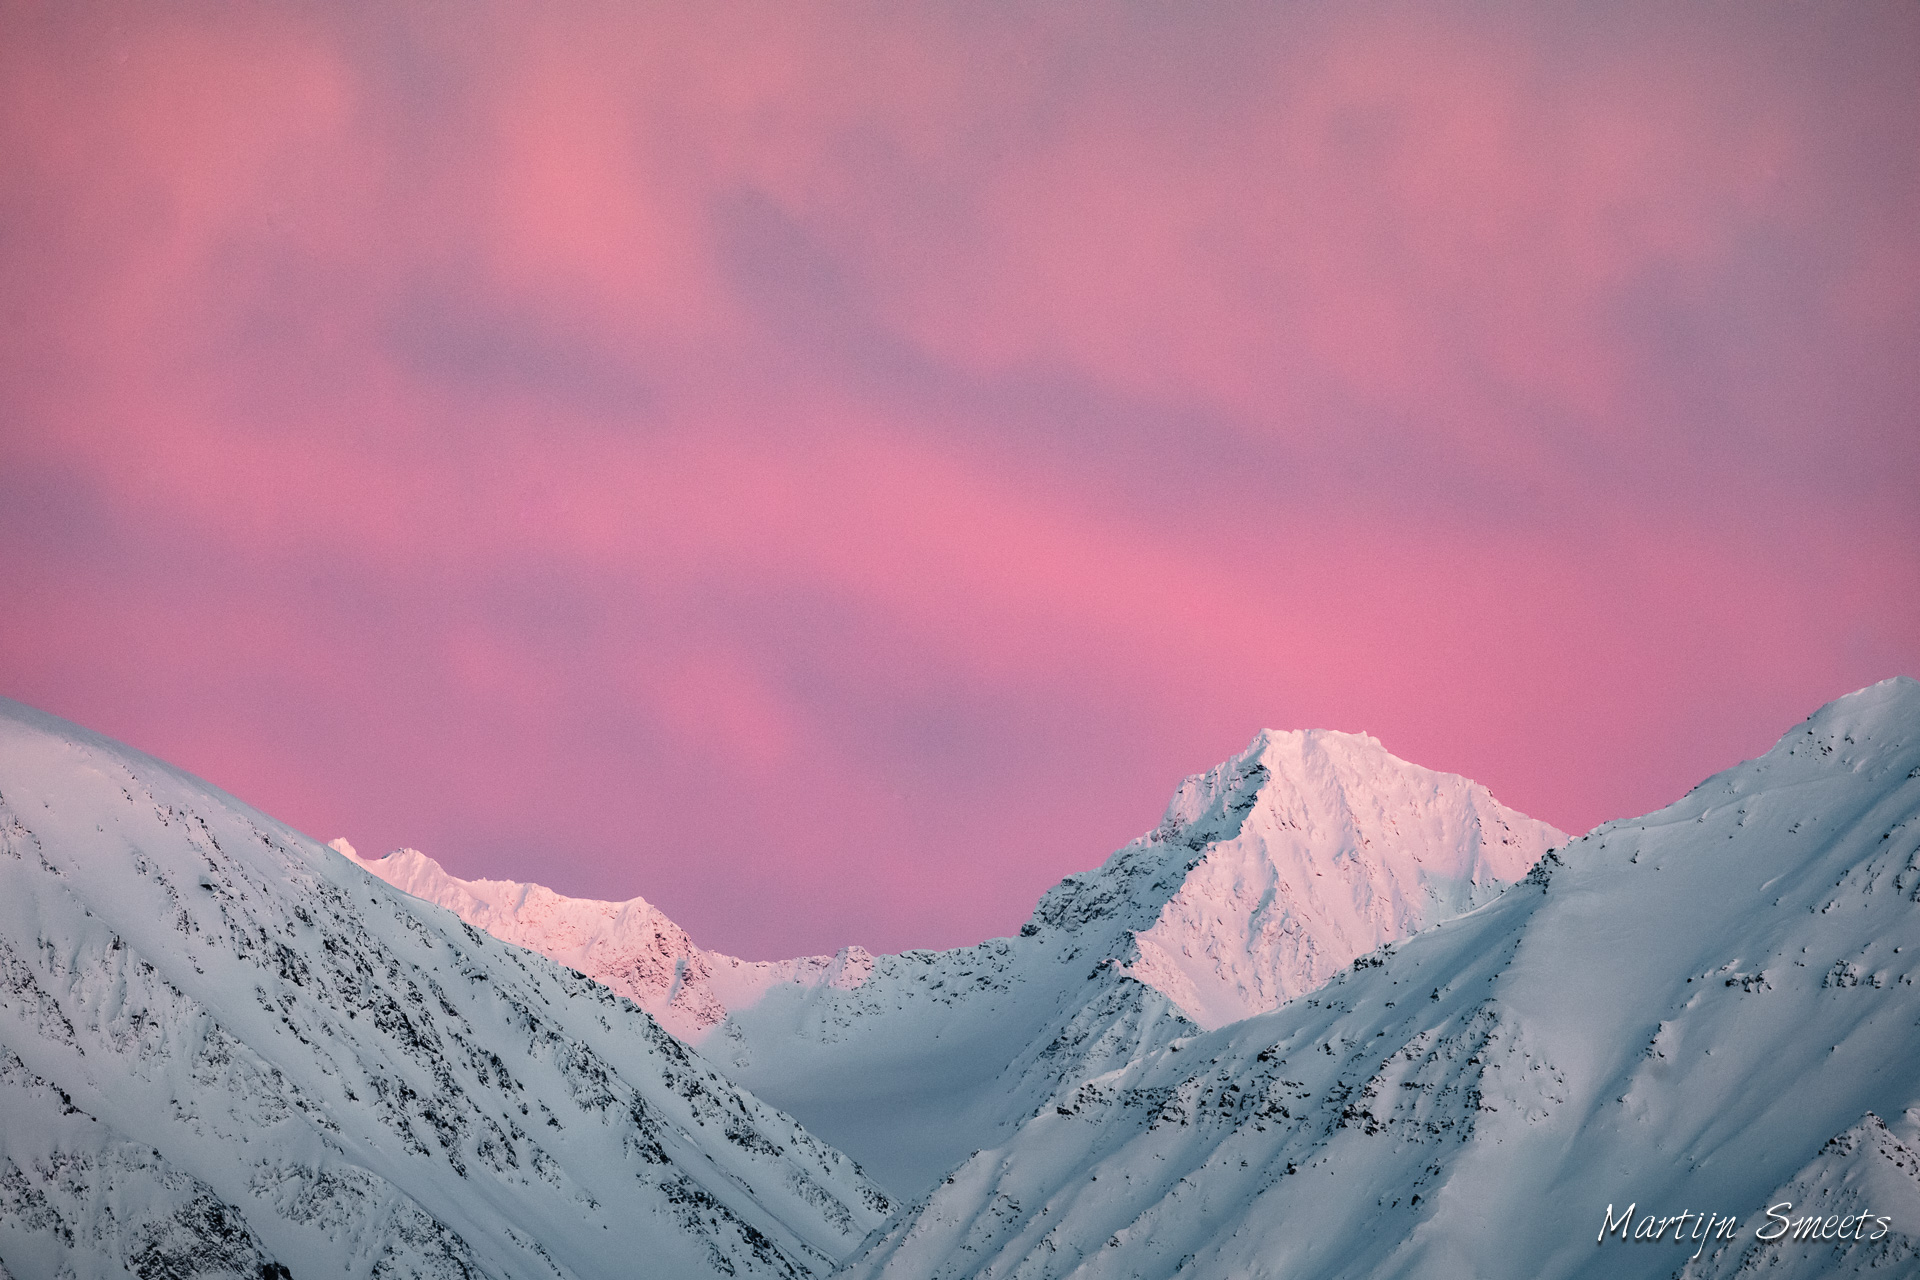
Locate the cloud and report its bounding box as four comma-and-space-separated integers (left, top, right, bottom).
2, 1, 1915, 956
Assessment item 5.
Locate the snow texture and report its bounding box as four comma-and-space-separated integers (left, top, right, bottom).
328, 843, 876, 1045
0, 700, 892, 1280
837, 677, 1920, 1280
346, 728, 1561, 1196
12, 675, 1907, 1280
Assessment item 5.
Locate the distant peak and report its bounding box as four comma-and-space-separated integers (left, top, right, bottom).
328, 839, 429, 873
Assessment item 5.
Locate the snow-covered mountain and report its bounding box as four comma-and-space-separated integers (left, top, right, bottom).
10, 676, 1911, 1280
1055, 727, 1557, 1030
327, 842, 878, 1044
837, 677, 1920, 1280
0, 699, 892, 1280
347, 728, 1562, 1195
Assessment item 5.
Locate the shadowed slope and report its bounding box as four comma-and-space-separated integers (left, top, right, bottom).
353, 729, 1561, 1195
839, 679, 1920, 1280
0, 700, 891, 1280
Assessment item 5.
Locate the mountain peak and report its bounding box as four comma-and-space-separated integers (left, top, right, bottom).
336, 724, 1564, 1193
1030, 727, 1565, 1029
1153, 727, 1431, 843
843, 679, 1920, 1280
334, 843, 673, 940
335, 843, 885, 1040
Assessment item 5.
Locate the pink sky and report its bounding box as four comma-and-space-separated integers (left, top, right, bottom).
3, 2, 1916, 959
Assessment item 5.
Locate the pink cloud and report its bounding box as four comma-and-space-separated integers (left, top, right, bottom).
2, 2, 1914, 957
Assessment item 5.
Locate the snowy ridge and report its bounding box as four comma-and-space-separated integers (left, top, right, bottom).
331, 844, 875, 1043
350, 729, 1560, 1195
838, 678, 1920, 1280
1681, 1112, 1920, 1278
1052, 727, 1559, 1029
0, 700, 892, 1280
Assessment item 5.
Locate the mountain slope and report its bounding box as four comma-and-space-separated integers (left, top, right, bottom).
1047, 727, 1555, 1029
349, 729, 1562, 1195
837, 677, 1920, 1280
328, 843, 877, 1044
0, 700, 892, 1280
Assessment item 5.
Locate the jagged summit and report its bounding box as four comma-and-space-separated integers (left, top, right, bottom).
1029, 726, 1563, 1029
349, 726, 1561, 1044
346, 722, 1561, 1193
840, 678, 1920, 1280
8, 680, 1913, 1277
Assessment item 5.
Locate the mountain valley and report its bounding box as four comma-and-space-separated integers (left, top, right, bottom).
3, 682, 1917, 1279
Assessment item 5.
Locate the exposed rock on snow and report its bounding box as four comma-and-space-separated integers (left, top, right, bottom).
8, 676, 1913, 1280
1682, 1111, 1920, 1278
837, 678, 1920, 1280
1053, 727, 1557, 1029
350, 728, 1562, 1195
0, 700, 892, 1280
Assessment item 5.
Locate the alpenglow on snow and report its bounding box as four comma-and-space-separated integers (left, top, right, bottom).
837, 679, 1920, 1280
343, 727, 1564, 1196
5, 680, 1916, 1279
